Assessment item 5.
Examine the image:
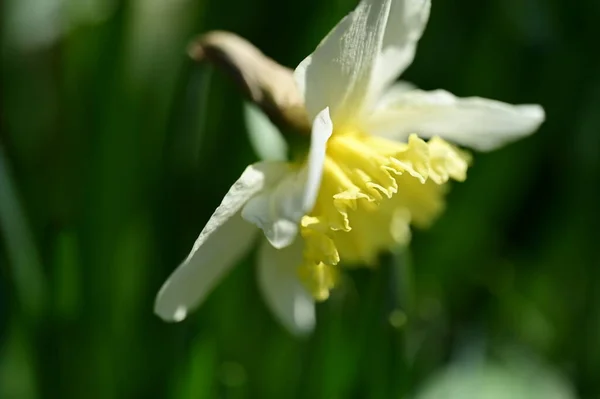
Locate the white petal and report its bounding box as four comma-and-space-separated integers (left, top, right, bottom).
294, 0, 431, 123
241, 108, 333, 249
367, 0, 431, 105
241, 172, 304, 249
303, 107, 334, 212
244, 102, 288, 162
154, 161, 289, 322
294, 0, 392, 123
257, 238, 316, 336
373, 80, 417, 110
365, 89, 545, 151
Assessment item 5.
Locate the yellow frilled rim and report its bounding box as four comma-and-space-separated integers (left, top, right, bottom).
298, 132, 471, 301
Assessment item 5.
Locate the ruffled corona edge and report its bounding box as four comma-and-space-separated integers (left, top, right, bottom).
298, 133, 471, 300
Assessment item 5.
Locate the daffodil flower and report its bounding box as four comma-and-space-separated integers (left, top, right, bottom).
155, 0, 544, 335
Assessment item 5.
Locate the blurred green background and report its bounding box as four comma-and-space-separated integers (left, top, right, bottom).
1, 0, 599, 398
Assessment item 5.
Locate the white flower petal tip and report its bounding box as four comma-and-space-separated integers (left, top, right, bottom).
154, 162, 289, 322
270, 220, 299, 249
257, 239, 316, 336
241, 176, 303, 250
153, 213, 258, 323
367, 89, 546, 152
173, 306, 188, 322
515, 104, 546, 126
289, 295, 316, 337
265, 218, 299, 250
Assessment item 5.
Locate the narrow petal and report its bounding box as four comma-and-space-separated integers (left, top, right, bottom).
294, 0, 392, 123
367, 0, 431, 105
365, 89, 545, 151
154, 161, 289, 322
242, 108, 333, 249
257, 238, 316, 336
294, 0, 431, 123
303, 107, 334, 212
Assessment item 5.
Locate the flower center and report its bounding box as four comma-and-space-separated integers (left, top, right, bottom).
297, 131, 471, 300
